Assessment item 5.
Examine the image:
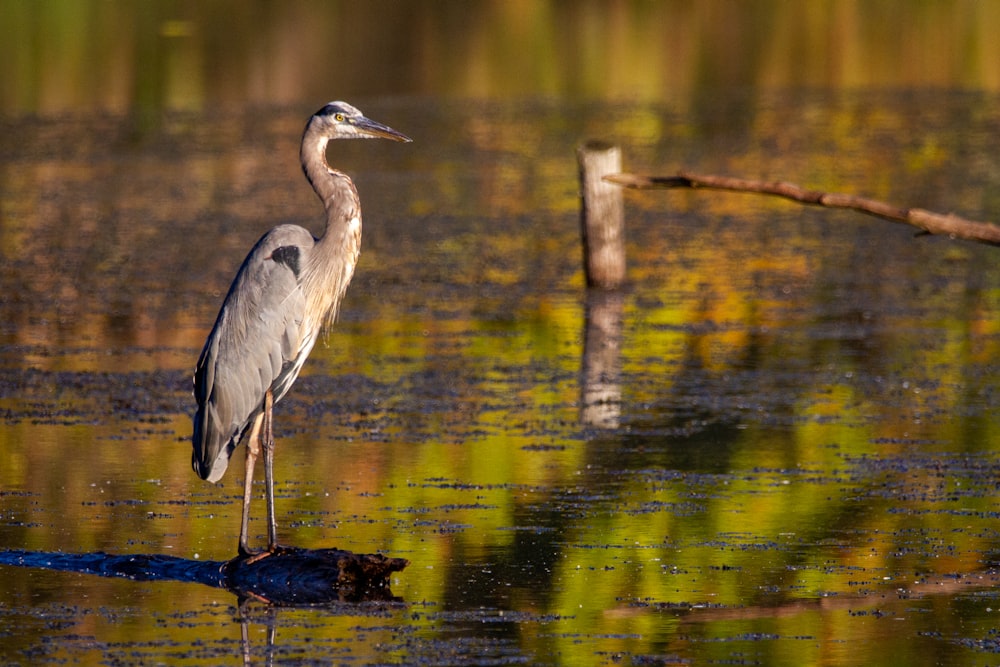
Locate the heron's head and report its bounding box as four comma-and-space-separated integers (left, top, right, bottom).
310, 101, 412, 143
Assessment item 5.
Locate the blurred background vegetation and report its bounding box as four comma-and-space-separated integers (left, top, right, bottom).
2, 0, 1000, 115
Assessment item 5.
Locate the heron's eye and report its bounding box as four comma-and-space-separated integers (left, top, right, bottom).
334, 113, 345, 122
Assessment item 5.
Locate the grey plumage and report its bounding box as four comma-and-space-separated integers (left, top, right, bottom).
191, 101, 410, 556
192, 224, 313, 483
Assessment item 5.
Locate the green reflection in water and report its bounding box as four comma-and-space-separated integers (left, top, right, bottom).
4, 1, 1000, 116
2, 90, 1000, 664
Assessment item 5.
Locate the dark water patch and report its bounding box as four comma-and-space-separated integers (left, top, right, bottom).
400, 503, 500, 513
952, 631, 1000, 654
419, 609, 571, 625
0, 367, 190, 424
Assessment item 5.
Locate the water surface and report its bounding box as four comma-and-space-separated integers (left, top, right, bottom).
3, 67, 1000, 667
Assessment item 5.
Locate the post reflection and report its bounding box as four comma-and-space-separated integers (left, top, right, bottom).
580, 289, 625, 429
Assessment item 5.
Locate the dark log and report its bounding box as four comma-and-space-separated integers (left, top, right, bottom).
605, 171, 1000, 247
577, 141, 627, 289
0, 547, 408, 605
222, 546, 408, 605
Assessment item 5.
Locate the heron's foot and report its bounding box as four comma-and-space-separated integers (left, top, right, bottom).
242, 549, 273, 565
238, 542, 290, 565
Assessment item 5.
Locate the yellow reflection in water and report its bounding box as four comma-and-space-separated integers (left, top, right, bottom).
3, 1, 1000, 115
3, 77, 1000, 664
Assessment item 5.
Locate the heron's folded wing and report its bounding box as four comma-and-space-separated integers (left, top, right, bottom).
192, 226, 314, 482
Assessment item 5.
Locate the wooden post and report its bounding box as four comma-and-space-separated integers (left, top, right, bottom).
577, 141, 626, 289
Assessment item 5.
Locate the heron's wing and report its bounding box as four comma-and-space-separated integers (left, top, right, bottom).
192, 225, 315, 482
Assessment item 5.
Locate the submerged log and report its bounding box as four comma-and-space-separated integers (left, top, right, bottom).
221, 546, 408, 605
605, 171, 1000, 247
0, 546, 408, 605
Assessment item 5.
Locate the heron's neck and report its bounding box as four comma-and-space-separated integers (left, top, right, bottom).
300, 131, 359, 232
298, 126, 363, 331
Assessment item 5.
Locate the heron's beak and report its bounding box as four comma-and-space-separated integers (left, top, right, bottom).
355, 116, 412, 143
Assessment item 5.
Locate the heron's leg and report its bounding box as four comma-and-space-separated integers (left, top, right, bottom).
238, 599, 252, 666
261, 388, 278, 552
238, 413, 264, 557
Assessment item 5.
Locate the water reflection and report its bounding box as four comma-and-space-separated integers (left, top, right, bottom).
3, 91, 1000, 663
581, 289, 624, 428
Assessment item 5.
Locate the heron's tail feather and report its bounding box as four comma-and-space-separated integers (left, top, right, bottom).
192, 401, 236, 483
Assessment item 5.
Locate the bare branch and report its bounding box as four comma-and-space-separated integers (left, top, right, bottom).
605, 171, 1000, 247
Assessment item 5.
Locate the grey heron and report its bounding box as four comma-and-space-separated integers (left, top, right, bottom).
191, 101, 411, 558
